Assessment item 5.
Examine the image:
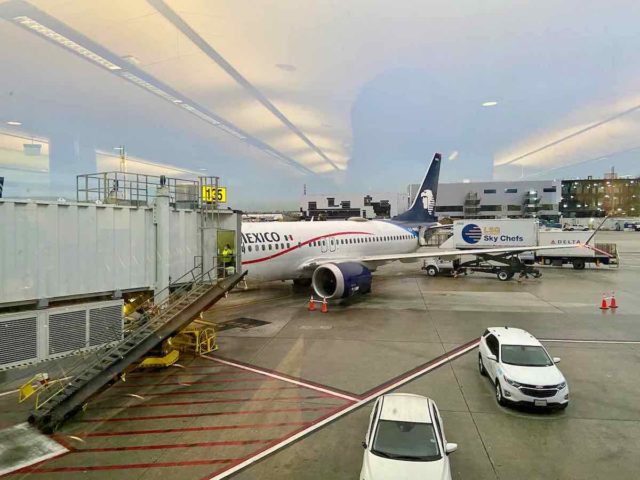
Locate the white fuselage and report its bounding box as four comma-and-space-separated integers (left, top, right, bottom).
240, 220, 419, 281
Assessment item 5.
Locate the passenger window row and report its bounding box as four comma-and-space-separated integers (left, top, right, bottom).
240, 233, 413, 254
242, 242, 291, 253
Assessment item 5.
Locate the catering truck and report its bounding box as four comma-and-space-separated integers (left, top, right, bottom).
423, 219, 618, 280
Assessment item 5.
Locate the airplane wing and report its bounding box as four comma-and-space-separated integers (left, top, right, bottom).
299, 244, 593, 271
360, 244, 595, 263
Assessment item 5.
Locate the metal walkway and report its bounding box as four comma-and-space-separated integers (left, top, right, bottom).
28, 266, 247, 433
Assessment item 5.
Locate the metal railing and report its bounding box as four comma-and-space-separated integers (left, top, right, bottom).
76, 171, 200, 207
32, 263, 218, 411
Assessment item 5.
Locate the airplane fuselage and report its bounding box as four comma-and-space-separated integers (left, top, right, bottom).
240, 220, 422, 282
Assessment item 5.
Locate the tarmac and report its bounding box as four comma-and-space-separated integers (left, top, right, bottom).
1, 231, 639, 479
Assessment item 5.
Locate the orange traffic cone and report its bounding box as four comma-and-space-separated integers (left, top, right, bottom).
600, 293, 609, 310
308, 295, 316, 311
321, 298, 328, 313
609, 292, 618, 309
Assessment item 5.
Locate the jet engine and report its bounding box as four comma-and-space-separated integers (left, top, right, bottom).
311, 262, 372, 299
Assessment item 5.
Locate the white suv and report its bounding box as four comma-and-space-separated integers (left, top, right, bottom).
478, 327, 569, 409
360, 393, 457, 480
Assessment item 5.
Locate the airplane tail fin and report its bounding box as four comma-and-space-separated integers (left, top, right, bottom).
393, 152, 441, 224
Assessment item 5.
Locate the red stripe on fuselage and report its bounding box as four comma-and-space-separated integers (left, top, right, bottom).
242, 231, 373, 265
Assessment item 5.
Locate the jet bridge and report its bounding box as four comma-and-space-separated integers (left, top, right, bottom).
0, 171, 242, 370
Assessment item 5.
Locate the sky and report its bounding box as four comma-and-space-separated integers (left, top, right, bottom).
1, 0, 640, 210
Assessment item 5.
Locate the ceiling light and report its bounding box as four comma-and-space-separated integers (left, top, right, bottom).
122, 54, 141, 65
6, 121, 22, 126
121, 72, 182, 103
275, 64, 296, 72
14, 16, 122, 71
482, 101, 498, 107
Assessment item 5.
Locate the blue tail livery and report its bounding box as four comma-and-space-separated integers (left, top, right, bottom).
392, 152, 441, 226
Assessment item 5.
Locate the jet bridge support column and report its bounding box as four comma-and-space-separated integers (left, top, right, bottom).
155, 185, 171, 302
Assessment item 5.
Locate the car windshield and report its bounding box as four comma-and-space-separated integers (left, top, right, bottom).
372, 420, 441, 461
501, 345, 553, 367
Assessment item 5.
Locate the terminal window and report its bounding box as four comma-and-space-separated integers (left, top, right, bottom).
543, 186, 557, 192
480, 205, 502, 211
505, 188, 518, 193
327, 197, 335, 207
483, 189, 497, 194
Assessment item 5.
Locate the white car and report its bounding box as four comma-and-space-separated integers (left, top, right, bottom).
360, 393, 457, 480
478, 327, 569, 409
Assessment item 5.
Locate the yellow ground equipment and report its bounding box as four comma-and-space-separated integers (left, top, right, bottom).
170, 326, 218, 355
19, 373, 65, 409
137, 349, 180, 369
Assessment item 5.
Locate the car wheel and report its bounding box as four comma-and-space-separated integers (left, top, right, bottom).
426, 266, 438, 277
495, 381, 506, 406
478, 354, 487, 377
497, 270, 510, 281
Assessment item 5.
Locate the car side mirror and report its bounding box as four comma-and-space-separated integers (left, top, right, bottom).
445, 443, 458, 454
361, 442, 367, 449
487, 353, 497, 362
553, 357, 561, 364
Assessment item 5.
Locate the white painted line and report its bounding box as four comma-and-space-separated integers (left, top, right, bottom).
206, 340, 479, 480
202, 356, 359, 402
0, 423, 69, 476
0, 388, 19, 398
542, 339, 640, 345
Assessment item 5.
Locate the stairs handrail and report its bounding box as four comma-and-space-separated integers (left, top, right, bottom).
33, 265, 218, 410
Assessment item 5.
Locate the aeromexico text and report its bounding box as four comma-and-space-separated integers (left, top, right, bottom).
241, 232, 291, 244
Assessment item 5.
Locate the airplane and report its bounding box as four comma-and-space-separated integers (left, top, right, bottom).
239, 153, 579, 300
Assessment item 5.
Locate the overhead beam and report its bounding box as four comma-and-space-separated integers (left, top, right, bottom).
148, 0, 340, 172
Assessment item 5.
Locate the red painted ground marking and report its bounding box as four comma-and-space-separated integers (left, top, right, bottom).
127, 370, 256, 378
16, 458, 236, 474
203, 355, 359, 401
202, 404, 348, 480
360, 338, 482, 398
80, 406, 334, 423
0, 452, 71, 479
203, 339, 480, 480
113, 377, 271, 388
90, 394, 331, 410
71, 421, 310, 438
74, 438, 275, 453
136, 385, 302, 397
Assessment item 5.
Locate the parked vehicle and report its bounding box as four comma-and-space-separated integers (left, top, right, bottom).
478, 327, 569, 409
360, 393, 457, 480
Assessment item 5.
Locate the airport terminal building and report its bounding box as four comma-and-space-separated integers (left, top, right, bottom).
301, 180, 562, 220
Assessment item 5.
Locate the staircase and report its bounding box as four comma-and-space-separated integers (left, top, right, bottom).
29, 266, 246, 433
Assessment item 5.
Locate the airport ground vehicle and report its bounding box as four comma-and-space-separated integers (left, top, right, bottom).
426, 220, 618, 275
360, 393, 457, 480
422, 255, 541, 281
478, 327, 569, 409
